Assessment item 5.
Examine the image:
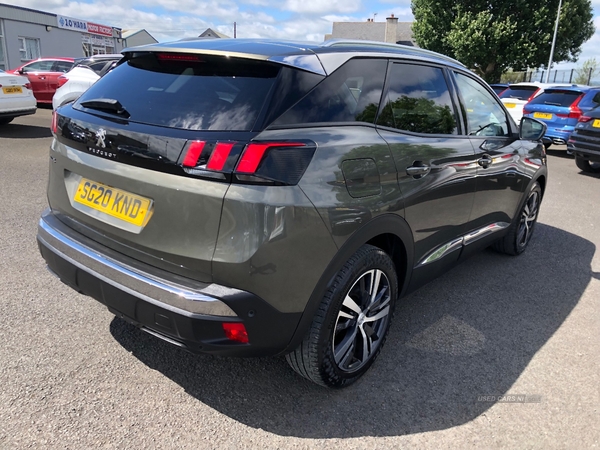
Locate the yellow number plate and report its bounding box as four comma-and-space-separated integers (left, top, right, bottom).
2, 86, 23, 94
504, 103, 516, 108
592, 119, 600, 128
533, 112, 552, 120
74, 178, 152, 227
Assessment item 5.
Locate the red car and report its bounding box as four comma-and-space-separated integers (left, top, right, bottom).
8, 57, 75, 104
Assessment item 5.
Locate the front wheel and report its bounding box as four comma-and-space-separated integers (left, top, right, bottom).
575, 155, 600, 174
493, 181, 542, 255
286, 245, 398, 388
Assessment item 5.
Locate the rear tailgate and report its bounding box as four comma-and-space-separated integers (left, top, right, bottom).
47, 52, 287, 282
524, 89, 584, 128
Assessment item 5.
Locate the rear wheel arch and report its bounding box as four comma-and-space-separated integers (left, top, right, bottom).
282, 214, 414, 354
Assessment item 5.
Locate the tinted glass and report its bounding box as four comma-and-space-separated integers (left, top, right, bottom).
272, 58, 387, 125
454, 72, 509, 136
377, 63, 457, 134
499, 86, 539, 100
53, 61, 74, 72
578, 89, 600, 109
528, 90, 583, 107
75, 53, 280, 131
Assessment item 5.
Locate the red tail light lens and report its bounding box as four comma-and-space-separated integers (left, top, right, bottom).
24, 83, 32, 90
57, 76, 68, 88
206, 142, 235, 171
527, 88, 541, 102
567, 94, 584, 119
579, 115, 593, 123
222, 323, 249, 343
51, 111, 58, 134
182, 141, 206, 167
523, 108, 531, 115
236, 142, 306, 173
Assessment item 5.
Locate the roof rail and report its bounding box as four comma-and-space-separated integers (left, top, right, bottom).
321, 39, 465, 67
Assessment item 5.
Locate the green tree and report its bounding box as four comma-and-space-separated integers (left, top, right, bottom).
411, 0, 595, 83
573, 58, 600, 84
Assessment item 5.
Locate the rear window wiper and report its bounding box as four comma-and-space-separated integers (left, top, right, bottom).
79, 98, 130, 118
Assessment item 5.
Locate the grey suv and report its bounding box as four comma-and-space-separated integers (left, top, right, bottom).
38, 39, 548, 387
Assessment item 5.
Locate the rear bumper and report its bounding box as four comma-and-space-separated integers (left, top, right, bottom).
0, 107, 36, 119
37, 211, 301, 356
568, 133, 600, 163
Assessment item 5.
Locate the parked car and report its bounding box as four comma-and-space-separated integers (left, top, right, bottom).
567, 108, 600, 173
489, 83, 509, 95
7, 57, 75, 104
523, 86, 600, 148
0, 69, 36, 124
38, 39, 548, 388
53, 54, 123, 109
499, 82, 575, 124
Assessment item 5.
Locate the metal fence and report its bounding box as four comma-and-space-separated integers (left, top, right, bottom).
500, 68, 600, 86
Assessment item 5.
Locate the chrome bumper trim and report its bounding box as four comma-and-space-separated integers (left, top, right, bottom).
38, 218, 238, 318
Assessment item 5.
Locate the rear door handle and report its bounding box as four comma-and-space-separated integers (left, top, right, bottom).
406, 164, 431, 178
478, 154, 493, 168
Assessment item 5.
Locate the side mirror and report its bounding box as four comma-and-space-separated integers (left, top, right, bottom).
519, 116, 547, 141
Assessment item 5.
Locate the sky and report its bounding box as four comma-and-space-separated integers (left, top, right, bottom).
6, 0, 600, 71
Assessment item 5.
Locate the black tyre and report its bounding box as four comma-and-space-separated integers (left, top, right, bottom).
0, 117, 14, 125
286, 245, 398, 388
493, 181, 542, 256
575, 155, 600, 174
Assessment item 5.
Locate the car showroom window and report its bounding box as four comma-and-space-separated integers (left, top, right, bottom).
376, 63, 458, 135
272, 58, 388, 126
454, 72, 509, 137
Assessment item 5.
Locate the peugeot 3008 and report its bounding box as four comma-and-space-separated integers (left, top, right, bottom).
37, 39, 548, 387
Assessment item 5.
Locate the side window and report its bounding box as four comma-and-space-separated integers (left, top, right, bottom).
377, 63, 458, 135
272, 58, 387, 125
53, 61, 74, 73
454, 72, 509, 137
22, 60, 54, 72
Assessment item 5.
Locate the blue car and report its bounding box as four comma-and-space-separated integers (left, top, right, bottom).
523, 86, 600, 148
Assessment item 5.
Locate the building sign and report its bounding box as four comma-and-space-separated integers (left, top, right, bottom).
57, 15, 113, 37
82, 35, 114, 46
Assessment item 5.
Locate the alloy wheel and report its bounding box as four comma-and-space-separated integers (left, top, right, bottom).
517, 190, 539, 248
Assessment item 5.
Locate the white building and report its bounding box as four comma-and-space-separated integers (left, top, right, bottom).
326, 14, 416, 46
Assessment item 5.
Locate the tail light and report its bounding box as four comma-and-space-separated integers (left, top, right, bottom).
57, 76, 69, 88
578, 115, 593, 123
568, 94, 584, 119
523, 107, 531, 115
24, 83, 32, 90
180, 139, 316, 185
51, 111, 58, 134
527, 88, 541, 102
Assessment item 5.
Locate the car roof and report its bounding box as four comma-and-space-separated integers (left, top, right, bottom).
122, 38, 466, 76
74, 54, 123, 63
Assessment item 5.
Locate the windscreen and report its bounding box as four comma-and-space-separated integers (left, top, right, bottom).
527, 90, 582, 107
499, 86, 539, 100
74, 53, 280, 131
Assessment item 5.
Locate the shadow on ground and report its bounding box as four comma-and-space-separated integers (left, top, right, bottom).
110, 223, 594, 438
0, 123, 52, 139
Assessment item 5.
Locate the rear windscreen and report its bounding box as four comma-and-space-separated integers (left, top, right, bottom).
527, 90, 582, 107
499, 86, 539, 100
74, 53, 280, 131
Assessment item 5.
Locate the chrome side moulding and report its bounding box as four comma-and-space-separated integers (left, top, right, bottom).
463, 222, 510, 246
37, 218, 238, 318
417, 222, 510, 267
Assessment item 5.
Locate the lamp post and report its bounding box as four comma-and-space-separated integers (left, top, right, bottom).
545, 0, 563, 82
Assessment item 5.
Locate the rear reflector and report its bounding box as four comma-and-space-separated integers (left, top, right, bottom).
182, 141, 206, 167
222, 323, 249, 343
236, 142, 306, 173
